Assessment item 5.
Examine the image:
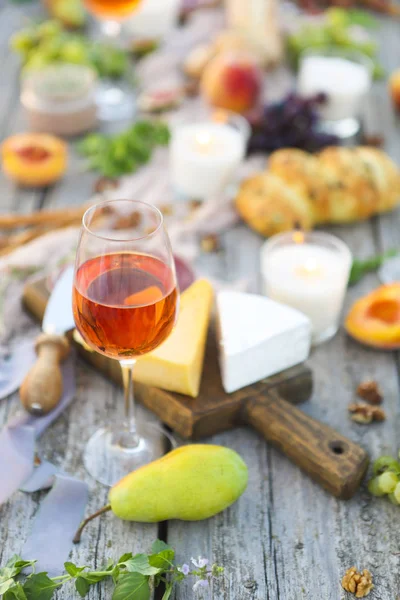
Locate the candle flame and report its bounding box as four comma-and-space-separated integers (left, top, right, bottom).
293, 231, 305, 244
296, 259, 323, 279
196, 132, 212, 147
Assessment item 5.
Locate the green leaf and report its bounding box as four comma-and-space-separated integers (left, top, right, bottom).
118, 553, 133, 564
112, 573, 150, 600
151, 540, 172, 554
122, 554, 161, 576
75, 577, 90, 598
23, 573, 60, 600
64, 562, 86, 577
148, 550, 175, 571
79, 571, 111, 584
0, 579, 17, 595
4, 582, 28, 600
349, 249, 398, 285
0, 556, 36, 582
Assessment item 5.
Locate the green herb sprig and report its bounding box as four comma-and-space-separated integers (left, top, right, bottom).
77, 121, 170, 178
0, 540, 224, 600
349, 249, 398, 285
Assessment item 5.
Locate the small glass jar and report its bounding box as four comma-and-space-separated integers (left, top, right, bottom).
260, 231, 352, 346
21, 64, 98, 137
297, 48, 373, 139
169, 109, 250, 201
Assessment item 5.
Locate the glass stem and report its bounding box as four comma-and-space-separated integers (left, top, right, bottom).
119, 359, 139, 449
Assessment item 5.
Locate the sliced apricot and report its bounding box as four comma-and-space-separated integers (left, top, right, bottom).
1, 133, 67, 187
345, 283, 400, 349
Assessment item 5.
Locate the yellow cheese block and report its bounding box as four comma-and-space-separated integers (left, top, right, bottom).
134, 279, 213, 397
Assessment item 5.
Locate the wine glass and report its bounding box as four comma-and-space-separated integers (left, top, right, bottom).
83, 0, 143, 121
73, 199, 179, 486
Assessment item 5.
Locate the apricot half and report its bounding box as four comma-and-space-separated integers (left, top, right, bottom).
1, 133, 67, 187
345, 283, 400, 349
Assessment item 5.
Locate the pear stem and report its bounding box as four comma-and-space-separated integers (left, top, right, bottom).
73, 505, 112, 544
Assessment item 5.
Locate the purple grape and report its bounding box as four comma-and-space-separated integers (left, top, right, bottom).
248, 92, 339, 154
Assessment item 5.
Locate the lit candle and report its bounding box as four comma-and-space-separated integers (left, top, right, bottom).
170, 113, 249, 200
260, 231, 352, 345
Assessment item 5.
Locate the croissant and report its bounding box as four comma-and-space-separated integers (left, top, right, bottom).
235, 147, 400, 237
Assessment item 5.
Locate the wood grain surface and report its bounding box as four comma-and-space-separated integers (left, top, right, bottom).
1, 2, 400, 599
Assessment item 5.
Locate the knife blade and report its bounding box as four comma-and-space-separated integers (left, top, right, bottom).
20, 266, 75, 415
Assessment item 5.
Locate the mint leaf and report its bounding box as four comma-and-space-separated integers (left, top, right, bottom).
0, 556, 36, 581
148, 550, 175, 571
0, 579, 17, 595
112, 573, 150, 600
64, 562, 86, 577
75, 577, 90, 598
4, 582, 27, 600
151, 540, 172, 554
23, 573, 60, 600
117, 553, 133, 564
122, 554, 161, 576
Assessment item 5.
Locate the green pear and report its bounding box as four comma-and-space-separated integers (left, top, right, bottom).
74, 444, 248, 543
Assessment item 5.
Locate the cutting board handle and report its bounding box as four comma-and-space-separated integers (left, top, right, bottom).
20, 333, 70, 415
244, 390, 369, 499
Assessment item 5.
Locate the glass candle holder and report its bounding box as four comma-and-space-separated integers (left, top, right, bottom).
169, 109, 250, 202
260, 231, 352, 346
297, 47, 373, 140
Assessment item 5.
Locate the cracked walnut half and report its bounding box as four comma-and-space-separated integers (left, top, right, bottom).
341, 567, 374, 598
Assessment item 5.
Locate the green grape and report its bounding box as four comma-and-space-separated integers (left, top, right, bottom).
394, 482, 400, 504
388, 492, 400, 506
326, 7, 350, 29
60, 39, 88, 64
377, 471, 399, 494
367, 477, 386, 497
22, 53, 54, 72
10, 30, 37, 55
373, 456, 400, 476
37, 20, 62, 40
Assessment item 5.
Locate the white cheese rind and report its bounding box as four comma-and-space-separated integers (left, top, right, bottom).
217, 291, 312, 393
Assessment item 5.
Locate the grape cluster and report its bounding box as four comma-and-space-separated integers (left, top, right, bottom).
11, 20, 128, 79
247, 92, 339, 154
368, 454, 400, 504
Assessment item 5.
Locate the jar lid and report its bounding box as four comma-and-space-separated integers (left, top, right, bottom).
22, 64, 97, 104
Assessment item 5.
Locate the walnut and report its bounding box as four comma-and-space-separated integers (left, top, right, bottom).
200, 234, 220, 253
159, 204, 174, 217
357, 380, 383, 404
189, 199, 202, 212
348, 403, 386, 424
114, 211, 142, 230
93, 176, 119, 194
341, 567, 374, 598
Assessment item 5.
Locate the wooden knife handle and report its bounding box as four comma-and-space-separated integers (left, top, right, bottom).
20, 333, 70, 415
244, 390, 369, 499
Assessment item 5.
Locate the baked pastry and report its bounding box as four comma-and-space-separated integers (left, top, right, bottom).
236, 146, 400, 236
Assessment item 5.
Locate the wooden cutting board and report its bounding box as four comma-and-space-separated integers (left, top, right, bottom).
23, 276, 369, 499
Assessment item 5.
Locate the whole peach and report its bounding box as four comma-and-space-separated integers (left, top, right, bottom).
201, 51, 263, 114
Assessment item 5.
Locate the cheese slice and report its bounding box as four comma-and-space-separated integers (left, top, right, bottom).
216, 291, 311, 394
134, 279, 213, 397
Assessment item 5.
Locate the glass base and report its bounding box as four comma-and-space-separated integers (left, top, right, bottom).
84, 422, 176, 486
319, 117, 361, 140
96, 80, 136, 122
312, 324, 338, 347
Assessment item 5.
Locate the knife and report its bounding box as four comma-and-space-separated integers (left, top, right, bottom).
20, 266, 75, 415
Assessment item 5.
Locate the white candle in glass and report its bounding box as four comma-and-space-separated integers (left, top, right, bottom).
170, 116, 248, 200
261, 231, 352, 345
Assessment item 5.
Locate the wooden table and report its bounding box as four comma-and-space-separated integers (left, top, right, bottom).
1, 3, 400, 599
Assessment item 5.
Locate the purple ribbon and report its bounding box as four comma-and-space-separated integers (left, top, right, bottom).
0, 351, 89, 574
22, 474, 89, 576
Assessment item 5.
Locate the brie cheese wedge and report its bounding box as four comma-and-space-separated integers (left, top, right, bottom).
216, 291, 311, 393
